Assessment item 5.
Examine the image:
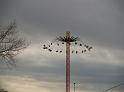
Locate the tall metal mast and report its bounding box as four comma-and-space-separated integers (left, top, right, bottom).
66, 31, 71, 92
73, 83, 76, 92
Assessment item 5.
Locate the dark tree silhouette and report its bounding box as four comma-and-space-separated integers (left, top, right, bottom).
0, 88, 8, 92
0, 21, 29, 66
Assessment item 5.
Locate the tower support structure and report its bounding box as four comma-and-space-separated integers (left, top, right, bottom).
66, 31, 71, 92
42, 31, 93, 92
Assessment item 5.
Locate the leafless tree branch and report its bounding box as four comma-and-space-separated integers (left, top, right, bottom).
0, 21, 29, 67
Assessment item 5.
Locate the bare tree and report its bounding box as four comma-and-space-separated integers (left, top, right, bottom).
0, 21, 29, 66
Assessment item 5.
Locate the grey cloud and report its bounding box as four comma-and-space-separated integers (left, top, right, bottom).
1, 0, 124, 49
0, 0, 124, 92
7, 57, 123, 85
23, 0, 124, 50
1, 58, 123, 91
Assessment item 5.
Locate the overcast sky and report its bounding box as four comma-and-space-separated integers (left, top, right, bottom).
0, 0, 124, 92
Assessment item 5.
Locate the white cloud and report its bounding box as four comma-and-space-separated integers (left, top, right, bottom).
0, 75, 56, 92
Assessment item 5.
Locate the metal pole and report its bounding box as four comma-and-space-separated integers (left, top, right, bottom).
66, 31, 71, 92
74, 83, 76, 92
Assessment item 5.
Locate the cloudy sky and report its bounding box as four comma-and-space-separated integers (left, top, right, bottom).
0, 0, 124, 92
